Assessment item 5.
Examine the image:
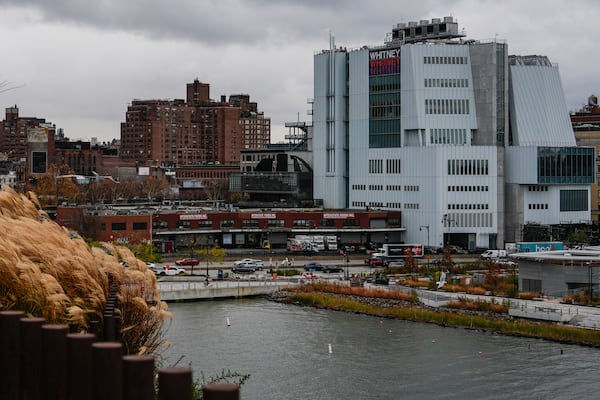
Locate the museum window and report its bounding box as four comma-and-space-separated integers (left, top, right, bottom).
560, 189, 588, 212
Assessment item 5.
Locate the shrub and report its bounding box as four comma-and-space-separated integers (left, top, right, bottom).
518, 292, 540, 300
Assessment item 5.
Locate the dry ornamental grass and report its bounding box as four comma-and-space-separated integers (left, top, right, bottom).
0, 186, 170, 355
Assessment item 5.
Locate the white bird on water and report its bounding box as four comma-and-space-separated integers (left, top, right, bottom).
227, 317, 231, 327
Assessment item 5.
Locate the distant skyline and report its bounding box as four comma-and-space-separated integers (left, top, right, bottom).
0, 0, 598, 143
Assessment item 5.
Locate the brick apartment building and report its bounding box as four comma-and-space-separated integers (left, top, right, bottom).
119, 79, 271, 168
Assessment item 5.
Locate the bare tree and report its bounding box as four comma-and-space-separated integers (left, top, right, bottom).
0, 80, 25, 93
203, 177, 228, 202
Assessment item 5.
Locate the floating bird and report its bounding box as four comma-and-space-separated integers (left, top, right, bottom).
226, 317, 231, 327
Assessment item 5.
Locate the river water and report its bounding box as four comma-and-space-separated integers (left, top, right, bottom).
162, 299, 600, 400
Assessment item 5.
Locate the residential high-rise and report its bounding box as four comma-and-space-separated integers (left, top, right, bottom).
0, 105, 53, 161
313, 17, 593, 250
120, 80, 270, 167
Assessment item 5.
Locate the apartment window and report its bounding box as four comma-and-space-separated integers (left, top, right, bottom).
220, 220, 235, 228
198, 220, 213, 228
133, 222, 148, 231
242, 219, 259, 227
176, 220, 191, 229
111, 222, 126, 231
293, 220, 311, 227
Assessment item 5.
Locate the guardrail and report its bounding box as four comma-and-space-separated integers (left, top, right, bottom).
0, 310, 240, 400
509, 302, 578, 323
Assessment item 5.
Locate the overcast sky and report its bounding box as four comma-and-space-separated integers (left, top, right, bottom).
1, 0, 598, 143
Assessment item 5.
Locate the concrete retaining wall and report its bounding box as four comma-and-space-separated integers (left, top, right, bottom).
158, 280, 297, 301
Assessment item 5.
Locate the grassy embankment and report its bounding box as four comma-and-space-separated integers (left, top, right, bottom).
286, 283, 600, 347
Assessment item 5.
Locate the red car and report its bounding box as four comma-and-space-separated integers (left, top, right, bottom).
368, 256, 391, 267
175, 258, 199, 266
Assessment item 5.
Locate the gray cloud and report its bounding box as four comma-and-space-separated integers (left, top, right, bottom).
0, 0, 598, 142
0, 0, 461, 45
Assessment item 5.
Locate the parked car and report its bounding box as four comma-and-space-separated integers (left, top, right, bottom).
155, 266, 186, 276
371, 273, 389, 285
425, 246, 442, 255
322, 265, 343, 273
175, 258, 199, 266
232, 261, 259, 273
447, 245, 468, 254
304, 262, 324, 271
480, 249, 507, 260
233, 258, 264, 270
367, 256, 391, 267
387, 260, 404, 268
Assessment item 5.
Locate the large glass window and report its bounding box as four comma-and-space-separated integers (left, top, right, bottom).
538, 147, 594, 184
560, 189, 588, 212
369, 69, 401, 148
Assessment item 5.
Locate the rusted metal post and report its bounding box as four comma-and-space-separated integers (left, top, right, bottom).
42, 324, 69, 400
122, 355, 155, 400
89, 319, 100, 336
66, 333, 96, 400
92, 342, 123, 400
20, 317, 46, 400
0, 311, 25, 400
103, 313, 116, 342
158, 367, 193, 400
203, 383, 240, 400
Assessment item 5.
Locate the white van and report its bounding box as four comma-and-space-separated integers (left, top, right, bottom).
480, 249, 507, 260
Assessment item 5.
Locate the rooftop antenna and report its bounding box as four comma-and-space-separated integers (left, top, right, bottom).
329, 29, 335, 51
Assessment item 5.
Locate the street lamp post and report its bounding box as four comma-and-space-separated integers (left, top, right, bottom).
149, 213, 153, 255
344, 253, 349, 280
206, 245, 210, 279
420, 225, 430, 268
442, 214, 455, 247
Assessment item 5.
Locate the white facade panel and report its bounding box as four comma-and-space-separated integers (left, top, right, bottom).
523, 185, 591, 225
401, 45, 478, 145
349, 145, 499, 248
509, 65, 576, 147
504, 147, 538, 183
313, 50, 349, 209
348, 49, 370, 156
